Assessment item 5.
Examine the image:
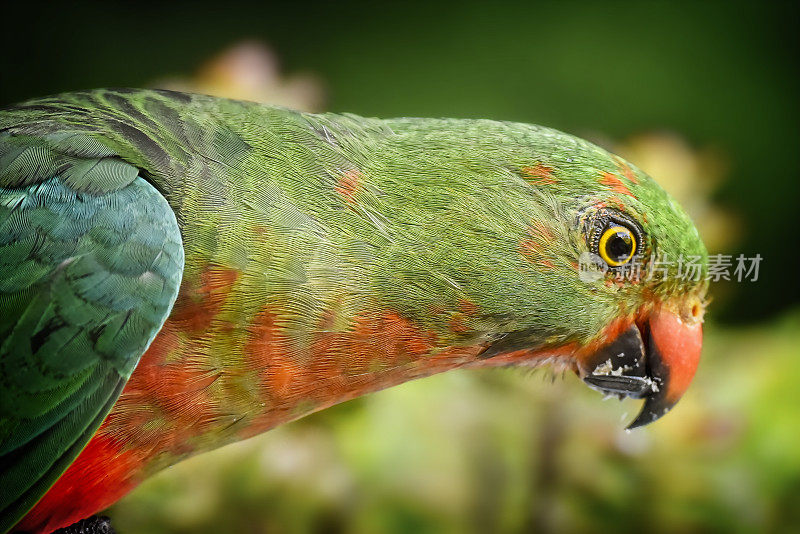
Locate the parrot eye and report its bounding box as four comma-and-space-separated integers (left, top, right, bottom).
598, 226, 636, 266
583, 208, 645, 269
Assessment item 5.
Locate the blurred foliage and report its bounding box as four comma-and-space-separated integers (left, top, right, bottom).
4, 1, 800, 532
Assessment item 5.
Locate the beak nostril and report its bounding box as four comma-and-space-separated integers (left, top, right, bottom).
691, 304, 701, 318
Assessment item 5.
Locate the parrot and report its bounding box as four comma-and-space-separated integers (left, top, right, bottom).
0, 89, 708, 534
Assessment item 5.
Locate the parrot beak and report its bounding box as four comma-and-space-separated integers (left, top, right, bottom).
581, 304, 703, 429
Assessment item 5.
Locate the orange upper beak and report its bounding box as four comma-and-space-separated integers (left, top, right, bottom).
581, 302, 704, 428
628, 305, 703, 427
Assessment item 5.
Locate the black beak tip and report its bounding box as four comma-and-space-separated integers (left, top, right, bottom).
626, 410, 658, 430
625, 394, 674, 430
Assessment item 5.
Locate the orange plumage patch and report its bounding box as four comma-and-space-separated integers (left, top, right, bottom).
449, 299, 479, 333
244, 308, 294, 399
170, 266, 240, 332
448, 315, 469, 333
519, 222, 556, 267
457, 299, 478, 316
243, 309, 438, 433
116, 329, 222, 453
521, 163, 558, 185
606, 196, 626, 210
599, 172, 635, 198
335, 169, 362, 204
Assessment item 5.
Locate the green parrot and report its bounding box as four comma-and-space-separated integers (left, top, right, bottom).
0, 89, 707, 534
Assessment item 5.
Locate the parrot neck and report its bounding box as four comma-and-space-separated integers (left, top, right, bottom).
98, 264, 582, 477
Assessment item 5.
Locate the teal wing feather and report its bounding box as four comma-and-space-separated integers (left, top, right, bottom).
0, 128, 184, 532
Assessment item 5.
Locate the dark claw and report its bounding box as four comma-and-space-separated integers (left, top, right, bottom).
51, 516, 115, 534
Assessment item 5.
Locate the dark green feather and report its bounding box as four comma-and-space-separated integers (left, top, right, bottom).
0, 128, 184, 532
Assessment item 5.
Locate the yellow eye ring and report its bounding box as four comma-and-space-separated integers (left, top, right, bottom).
598, 226, 636, 266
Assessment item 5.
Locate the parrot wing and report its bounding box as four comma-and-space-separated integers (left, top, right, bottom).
0, 126, 184, 531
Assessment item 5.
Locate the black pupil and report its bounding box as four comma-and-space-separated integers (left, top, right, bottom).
607, 231, 633, 260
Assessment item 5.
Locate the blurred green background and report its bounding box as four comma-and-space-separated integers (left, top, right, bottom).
4, 1, 799, 532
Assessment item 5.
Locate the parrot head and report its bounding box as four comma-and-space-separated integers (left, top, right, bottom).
381, 120, 708, 428
570, 188, 707, 428
475, 125, 707, 428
